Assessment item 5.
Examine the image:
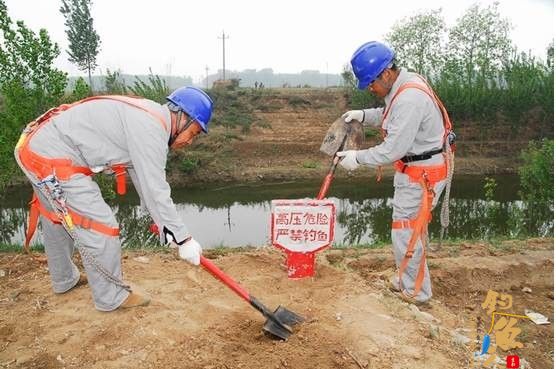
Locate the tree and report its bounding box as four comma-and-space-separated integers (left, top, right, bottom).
60, 0, 101, 91
546, 39, 554, 70
385, 8, 446, 79
0, 0, 67, 191
446, 2, 512, 86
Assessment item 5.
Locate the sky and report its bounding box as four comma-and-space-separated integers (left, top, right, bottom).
3, 0, 554, 84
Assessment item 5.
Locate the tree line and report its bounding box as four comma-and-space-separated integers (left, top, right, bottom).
0, 0, 554, 194
344, 4, 553, 136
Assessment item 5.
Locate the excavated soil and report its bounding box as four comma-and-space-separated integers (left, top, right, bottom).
0, 238, 553, 369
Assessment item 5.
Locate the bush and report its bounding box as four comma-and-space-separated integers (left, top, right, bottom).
517, 139, 554, 236
518, 139, 554, 204
71, 77, 90, 101
180, 156, 201, 174
104, 69, 128, 95
287, 96, 310, 107
128, 69, 169, 103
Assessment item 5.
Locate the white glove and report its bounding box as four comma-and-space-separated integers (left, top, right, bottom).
336, 150, 360, 171
177, 238, 202, 266
342, 110, 364, 123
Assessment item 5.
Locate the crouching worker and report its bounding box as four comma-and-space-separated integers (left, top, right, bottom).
14, 86, 213, 311
337, 41, 455, 305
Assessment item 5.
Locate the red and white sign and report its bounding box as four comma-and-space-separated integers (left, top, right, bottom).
271, 199, 335, 253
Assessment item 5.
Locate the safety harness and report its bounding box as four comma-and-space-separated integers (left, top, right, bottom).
380, 75, 455, 298
16, 95, 169, 252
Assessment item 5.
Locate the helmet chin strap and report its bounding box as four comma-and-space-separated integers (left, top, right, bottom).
169, 110, 195, 147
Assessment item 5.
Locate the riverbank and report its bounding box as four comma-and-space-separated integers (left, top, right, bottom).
0, 237, 552, 368
4, 88, 542, 190
165, 88, 537, 186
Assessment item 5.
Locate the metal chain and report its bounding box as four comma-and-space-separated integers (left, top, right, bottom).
36, 175, 131, 291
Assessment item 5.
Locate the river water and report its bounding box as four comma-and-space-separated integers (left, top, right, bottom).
1, 174, 552, 249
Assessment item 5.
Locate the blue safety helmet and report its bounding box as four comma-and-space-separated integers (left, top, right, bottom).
350, 41, 395, 90
166, 86, 214, 133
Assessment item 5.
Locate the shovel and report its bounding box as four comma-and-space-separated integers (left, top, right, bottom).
317, 116, 364, 199
200, 256, 304, 340
148, 225, 304, 340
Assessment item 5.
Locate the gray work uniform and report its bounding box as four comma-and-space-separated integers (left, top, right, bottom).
356, 68, 447, 302
15, 97, 190, 311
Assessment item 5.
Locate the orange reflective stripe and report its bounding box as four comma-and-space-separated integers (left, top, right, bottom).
111, 164, 127, 195
30, 196, 119, 237
19, 145, 94, 181
24, 194, 41, 253
392, 219, 416, 229
67, 210, 119, 236
382, 77, 452, 140
397, 177, 434, 297
394, 160, 447, 186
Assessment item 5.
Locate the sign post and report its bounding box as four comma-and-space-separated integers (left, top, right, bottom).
271, 199, 335, 279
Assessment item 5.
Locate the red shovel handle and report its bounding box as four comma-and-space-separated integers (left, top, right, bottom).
317, 156, 340, 200
200, 256, 251, 302
317, 173, 334, 200
147, 224, 251, 303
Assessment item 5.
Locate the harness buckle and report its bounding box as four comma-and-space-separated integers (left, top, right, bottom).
81, 217, 92, 230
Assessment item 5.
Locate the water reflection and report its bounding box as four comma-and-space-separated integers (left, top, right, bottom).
1, 176, 553, 249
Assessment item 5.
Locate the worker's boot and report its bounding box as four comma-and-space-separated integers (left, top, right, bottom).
76, 273, 88, 287
118, 291, 151, 309
61, 273, 88, 293
385, 275, 400, 292
396, 291, 431, 308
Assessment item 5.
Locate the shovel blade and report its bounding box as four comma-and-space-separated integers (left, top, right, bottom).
263, 317, 293, 340
262, 306, 304, 340
274, 305, 305, 326
320, 116, 364, 156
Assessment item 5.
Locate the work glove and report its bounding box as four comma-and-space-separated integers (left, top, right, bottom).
175, 238, 202, 266
336, 150, 360, 171
342, 110, 364, 123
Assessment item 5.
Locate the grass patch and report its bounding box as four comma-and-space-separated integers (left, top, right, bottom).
332, 241, 389, 249
180, 156, 201, 174
287, 96, 311, 107
302, 160, 319, 169
365, 128, 381, 139
0, 243, 44, 252
254, 120, 272, 129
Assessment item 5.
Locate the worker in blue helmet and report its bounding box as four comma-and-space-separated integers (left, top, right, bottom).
15, 86, 214, 311
337, 41, 455, 305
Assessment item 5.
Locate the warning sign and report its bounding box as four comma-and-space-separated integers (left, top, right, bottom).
271, 199, 335, 253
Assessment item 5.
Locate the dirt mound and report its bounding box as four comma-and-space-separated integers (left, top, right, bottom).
0, 239, 553, 368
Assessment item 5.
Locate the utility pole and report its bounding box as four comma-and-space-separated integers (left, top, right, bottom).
325, 62, 328, 88
205, 65, 209, 89
218, 30, 229, 80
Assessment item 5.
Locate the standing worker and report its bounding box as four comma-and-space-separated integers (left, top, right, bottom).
15, 86, 213, 311
337, 41, 455, 305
